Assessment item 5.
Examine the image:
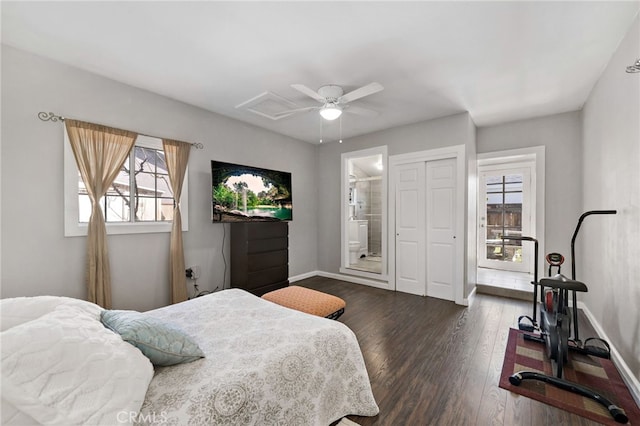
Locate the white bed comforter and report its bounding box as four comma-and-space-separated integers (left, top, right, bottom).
138, 289, 379, 426
1, 296, 153, 426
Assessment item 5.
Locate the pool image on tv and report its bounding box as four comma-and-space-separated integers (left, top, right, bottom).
211, 161, 292, 222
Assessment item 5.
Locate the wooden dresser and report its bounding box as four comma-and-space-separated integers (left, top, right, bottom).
230, 222, 289, 296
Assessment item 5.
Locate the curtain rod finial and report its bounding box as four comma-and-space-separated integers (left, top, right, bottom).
38, 112, 65, 122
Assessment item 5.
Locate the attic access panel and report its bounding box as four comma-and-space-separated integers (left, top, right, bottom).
235, 91, 300, 120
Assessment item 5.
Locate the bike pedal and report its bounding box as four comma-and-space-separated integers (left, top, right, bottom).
584, 337, 611, 359
518, 315, 536, 332
584, 345, 611, 359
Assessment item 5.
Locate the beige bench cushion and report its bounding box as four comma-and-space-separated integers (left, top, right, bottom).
262, 286, 345, 319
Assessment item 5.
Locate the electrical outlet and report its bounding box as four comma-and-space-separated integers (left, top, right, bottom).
186, 266, 201, 280
191, 265, 201, 280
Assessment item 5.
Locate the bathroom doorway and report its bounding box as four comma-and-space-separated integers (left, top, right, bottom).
341, 147, 388, 279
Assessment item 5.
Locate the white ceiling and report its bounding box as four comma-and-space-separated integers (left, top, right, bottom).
2, 1, 638, 144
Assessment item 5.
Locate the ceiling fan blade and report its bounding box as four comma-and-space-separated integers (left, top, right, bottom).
291, 84, 326, 103
338, 82, 384, 104
273, 106, 318, 117
344, 105, 379, 117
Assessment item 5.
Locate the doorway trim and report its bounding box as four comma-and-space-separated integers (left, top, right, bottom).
340, 146, 389, 282
388, 144, 466, 305
477, 146, 546, 270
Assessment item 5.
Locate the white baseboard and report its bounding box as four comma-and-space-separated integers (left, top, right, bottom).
463, 285, 477, 307
289, 270, 319, 283
316, 270, 391, 290
289, 270, 391, 290
577, 301, 640, 407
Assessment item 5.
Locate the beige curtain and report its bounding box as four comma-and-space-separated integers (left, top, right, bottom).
163, 139, 191, 304
65, 119, 137, 308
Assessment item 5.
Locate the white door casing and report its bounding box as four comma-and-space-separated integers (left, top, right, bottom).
477, 147, 545, 276
340, 146, 389, 282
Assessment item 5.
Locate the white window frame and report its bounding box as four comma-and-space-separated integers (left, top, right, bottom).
64, 130, 189, 237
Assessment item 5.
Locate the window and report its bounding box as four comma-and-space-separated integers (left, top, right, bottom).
484, 173, 524, 262
64, 132, 188, 236
477, 156, 537, 274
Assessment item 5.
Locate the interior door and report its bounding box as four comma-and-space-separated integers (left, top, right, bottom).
426, 159, 456, 301
394, 162, 425, 295
478, 165, 533, 273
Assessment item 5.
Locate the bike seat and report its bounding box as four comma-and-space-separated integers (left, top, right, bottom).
540, 274, 588, 292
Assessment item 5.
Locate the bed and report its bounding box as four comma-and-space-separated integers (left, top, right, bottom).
0, 289, 379, 425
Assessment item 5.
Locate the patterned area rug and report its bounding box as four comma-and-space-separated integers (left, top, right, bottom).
500, 328, 639, 425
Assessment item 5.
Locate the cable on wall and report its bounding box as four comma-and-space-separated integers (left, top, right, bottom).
221, 223, 228, 290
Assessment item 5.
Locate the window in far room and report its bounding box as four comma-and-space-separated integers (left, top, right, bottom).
64, 132, 188, 236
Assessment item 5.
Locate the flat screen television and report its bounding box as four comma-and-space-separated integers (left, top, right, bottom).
211, 160, 292, 222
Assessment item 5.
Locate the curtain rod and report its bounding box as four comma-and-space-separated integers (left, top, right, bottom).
37, 112, 204, 149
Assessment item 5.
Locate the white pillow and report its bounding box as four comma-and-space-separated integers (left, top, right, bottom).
1, 304, 154, 425
0, 295, 103, 331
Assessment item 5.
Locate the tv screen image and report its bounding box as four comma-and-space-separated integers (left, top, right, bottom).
211, 160, 292, 222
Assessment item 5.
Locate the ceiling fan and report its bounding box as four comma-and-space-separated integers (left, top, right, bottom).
277, 82, 384, 120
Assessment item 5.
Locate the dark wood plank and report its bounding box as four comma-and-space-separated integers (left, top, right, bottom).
298, 276, 603, 426
477, 298, 534, 426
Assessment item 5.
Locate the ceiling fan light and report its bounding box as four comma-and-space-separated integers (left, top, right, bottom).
320, 106, 342, 120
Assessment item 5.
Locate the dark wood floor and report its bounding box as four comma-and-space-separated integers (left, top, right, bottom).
298, 276, 603, 426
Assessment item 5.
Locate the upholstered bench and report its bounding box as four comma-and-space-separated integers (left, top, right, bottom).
261, 286, 346, 320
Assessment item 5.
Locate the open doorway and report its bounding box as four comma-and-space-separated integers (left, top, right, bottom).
347, 154, 383, 274
340, 146, 388, 281
476, 147, 545, 296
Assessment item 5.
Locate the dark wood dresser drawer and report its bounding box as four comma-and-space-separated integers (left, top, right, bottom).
230, 222, 289, 295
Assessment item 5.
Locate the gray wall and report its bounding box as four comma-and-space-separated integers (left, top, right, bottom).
477, 111, 583, 258
317, 112, 476, 287
581, 16, 639, 379
0, 46, 318, 311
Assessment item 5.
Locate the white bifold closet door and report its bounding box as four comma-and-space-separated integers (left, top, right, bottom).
395, 158, 456, 300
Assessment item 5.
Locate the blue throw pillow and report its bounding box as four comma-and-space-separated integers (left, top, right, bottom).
100, 310, 205, 367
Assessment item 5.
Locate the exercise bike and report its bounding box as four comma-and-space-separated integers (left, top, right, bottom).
502, 210, 628, 424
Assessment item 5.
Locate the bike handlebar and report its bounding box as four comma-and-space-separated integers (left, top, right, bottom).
571, 210, 617, 280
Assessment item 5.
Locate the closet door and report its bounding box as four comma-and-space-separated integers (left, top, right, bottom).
394, 162, 425, 295
426, 158, 456, 301
394, 158, 458, 300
